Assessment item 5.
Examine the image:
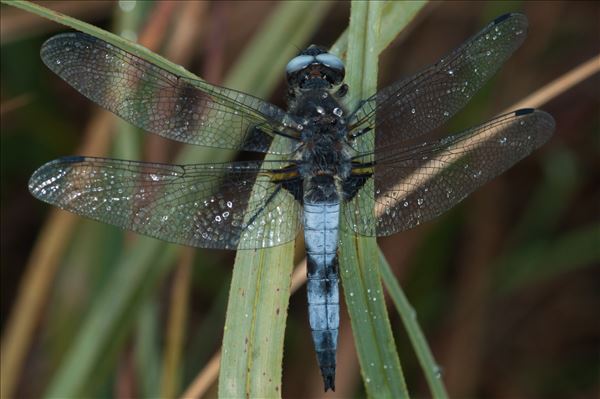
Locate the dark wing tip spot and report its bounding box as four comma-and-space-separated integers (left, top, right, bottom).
515, 108, 535, 116
493, 13, 513, 24
60, 155, 86, 164
493, 12, 528, 27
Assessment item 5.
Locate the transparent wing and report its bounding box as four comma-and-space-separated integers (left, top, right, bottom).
29, 157, 302, 249
349, 13, 529, 152
41, 32, 302, 154
345, 109, 555, 236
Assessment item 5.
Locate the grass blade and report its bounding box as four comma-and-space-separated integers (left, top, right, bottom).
336, 2, 420, 397
160, 249, 194, 398
330, 1, 426, 56
379, 252, 449, 398
3, 0, 202, 81
218, 2, 333, 397
218, 245, 294, 397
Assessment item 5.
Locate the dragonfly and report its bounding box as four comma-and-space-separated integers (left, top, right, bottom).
29, 12, 554, 391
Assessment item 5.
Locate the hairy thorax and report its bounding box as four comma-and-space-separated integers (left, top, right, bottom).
290, 89, 352, 180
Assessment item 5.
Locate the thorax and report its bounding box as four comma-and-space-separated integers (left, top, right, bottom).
289, 89, 352, 180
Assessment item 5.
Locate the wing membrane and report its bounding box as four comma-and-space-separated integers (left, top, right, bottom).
345, 109, 555, 236
29, 157, 302, 249
41, 32, 302, 154
349, 13, 528, 152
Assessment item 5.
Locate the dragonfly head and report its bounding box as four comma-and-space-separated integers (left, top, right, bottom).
286, 45, 345, 89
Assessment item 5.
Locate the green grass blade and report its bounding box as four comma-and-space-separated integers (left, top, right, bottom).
339, 233, 408, 398
218, 245, 294, 397
330, 1, 426, 56
379, 252, 449, 399
337, 2, 417, 397
331, 2, 446, 396
218, 2, 333, 397
2, 0, 202, 81
375, 1, 428, 53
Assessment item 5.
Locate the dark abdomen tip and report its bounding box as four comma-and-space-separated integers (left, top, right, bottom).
321, 366, 336, 391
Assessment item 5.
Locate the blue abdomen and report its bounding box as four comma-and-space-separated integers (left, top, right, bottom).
303, 175, 340, 391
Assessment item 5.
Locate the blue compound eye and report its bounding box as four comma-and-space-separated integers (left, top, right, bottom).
315, 53, 344, 73
286, 55, 315, 74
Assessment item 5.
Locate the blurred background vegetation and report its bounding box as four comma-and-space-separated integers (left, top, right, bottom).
1, 1, 598, 398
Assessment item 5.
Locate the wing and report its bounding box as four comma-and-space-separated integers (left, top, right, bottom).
348, 13, 529, 152
29, 157, 302, 249
41, 32, 302, 154
344, 109, 555, 236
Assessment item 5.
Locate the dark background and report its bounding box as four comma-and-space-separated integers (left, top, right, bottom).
1, 1, 598, 398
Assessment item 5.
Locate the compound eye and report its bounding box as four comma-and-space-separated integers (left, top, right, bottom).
315, 53, 344, 73
286, 55, 315, 74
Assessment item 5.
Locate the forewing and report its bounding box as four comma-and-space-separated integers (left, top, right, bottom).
29, 157, 302, 249
41, 32, 301, 154
345, 109, 555, 236
349, 13, 529, 151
